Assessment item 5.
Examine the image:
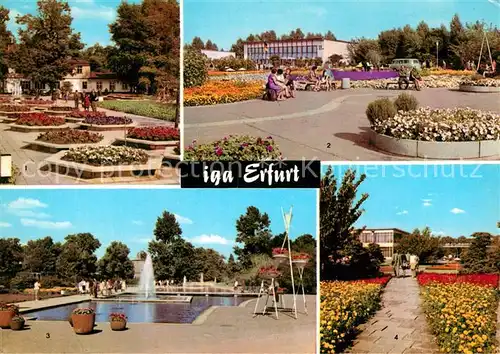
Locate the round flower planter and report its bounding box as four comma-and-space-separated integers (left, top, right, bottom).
272, 253, 288, 265
10, 318, 25, 331
292, 259, 309, 268
71, 313, 95, 334
110, 320, 127, 331
0, 310, 16, 329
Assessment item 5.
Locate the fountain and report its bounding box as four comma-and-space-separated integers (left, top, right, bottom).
138, 253, 156, 299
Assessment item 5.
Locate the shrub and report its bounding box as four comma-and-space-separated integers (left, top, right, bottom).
37, 130, 103, 144
39, 276, 74, 288
184, 46, 208, 88
320, 281, 383, 353
394, 93, 418, 112
422, 283, 497, 354
69, 110, 106, 118
16, 113, 65, 126
83, 116, 133, 125
184, 135, 282, 161
184, 80, 263, 106
127, 126, 180, 141
62, 146, 149, 166
365, 98, 396, 125
9, 273, 35, 291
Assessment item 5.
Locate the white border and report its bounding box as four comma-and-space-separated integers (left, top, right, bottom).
179, 0, 184, 161
316, 186, 320, 354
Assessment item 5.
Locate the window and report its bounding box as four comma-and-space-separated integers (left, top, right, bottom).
122, 83, 128, 90
96, 82, 103, 90
375, 232, 393, 243
35, 82, 44, 90
110, 81, 115, 91
21, 81, 30, 90
380, 247, 393, 258
360, 232, 374, 243
76, 66, 83, 74
82, 81, 87, 90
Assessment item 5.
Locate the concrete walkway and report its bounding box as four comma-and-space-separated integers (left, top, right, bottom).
0, 294, 316, 353
184, 88, 500, 161
15, 295, 91, 314
350, 277, 438, 354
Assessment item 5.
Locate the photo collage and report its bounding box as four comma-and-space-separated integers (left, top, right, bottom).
0, 0, 499, 353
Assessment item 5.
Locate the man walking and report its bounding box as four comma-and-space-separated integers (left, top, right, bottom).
74, 90, 80, 109
90, 90, 98, 112
34, 280, 40, 301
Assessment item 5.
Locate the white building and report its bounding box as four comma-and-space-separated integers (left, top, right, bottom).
358, 228, 410, 261
3, 59, 130, 94
243, 37, 351, 67
201, 49, 236, 60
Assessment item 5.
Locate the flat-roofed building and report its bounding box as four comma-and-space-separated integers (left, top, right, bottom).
358, 228, 411, 260
201, 49, 236, 60
243, 38, 350, 67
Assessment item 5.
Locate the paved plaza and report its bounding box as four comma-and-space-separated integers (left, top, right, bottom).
0, 294, 315, 353
184, 88, 500, 161
350, 277, 439, 354
0, 102, 179, 185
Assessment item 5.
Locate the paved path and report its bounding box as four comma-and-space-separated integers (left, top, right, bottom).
0, 101, 179, 185
350, 277, 438, 354
15, 295, 91, 313
1, 294, 316, 353
184, 88, 500, 160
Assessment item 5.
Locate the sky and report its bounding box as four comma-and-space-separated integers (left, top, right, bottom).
0, 188, 317, 259
0, 0, 141, 47
322, 163, 500, 238
184, 0, 500, 50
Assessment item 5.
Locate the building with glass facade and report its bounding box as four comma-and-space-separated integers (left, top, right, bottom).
358, 228, 410, 260
243, 38, 350, 67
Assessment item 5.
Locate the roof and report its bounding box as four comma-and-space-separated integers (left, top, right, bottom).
243, 38, 351, 45
67, 59, 90, 66
360, 228, 410, 235
89, 71, 118, 80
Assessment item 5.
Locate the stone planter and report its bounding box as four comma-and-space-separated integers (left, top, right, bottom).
78, 122, 136, 132
114, 137, 179, 150
292, 259, 309, 268
0, 310, 15, 328
10, 124, 71, 133
110, 320, 127, 331
71, 313, 95, 334
272, 253, 288, 265
459, 85, 500, 93
10, 318, 25, 331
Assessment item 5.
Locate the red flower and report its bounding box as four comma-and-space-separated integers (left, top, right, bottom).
416, 273, 499, 287
272, 248, 288, 255
127, 126, 180, 141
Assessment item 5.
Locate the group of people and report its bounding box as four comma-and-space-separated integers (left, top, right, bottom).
306, 65, 336, 91
77, 278, 126, 298
265, 67, 295, 101
73, 90, 99, 112
392, 253, 420, 278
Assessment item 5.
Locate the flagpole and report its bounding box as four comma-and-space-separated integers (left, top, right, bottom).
284, 206, 297, 319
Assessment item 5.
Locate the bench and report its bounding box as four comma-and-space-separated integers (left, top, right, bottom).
386, 80, 416, 90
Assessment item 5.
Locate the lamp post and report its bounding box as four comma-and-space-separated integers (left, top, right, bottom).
436, 41, 439, 68
0, 154, 12, 178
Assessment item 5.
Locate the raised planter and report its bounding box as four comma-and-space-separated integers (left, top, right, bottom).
71, 313, 95, 334
0, 116, 17, 123
0, 310, 15, 328
10, 123, 71, 133
1, 111, 32, 118
114, 137, 179, 150
44, 110, 70, 116
10, 316, 25, 330
110, 320, 127, 331
65, 116, 85, 123
459, 85, 500, 93
369, 130, 500, 159
78, 122, 137, 132
25, 139, 108, 153
43, 150, 163, 179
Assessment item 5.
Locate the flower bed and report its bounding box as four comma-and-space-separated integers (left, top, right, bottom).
320, 281, 383, 353
98, 100, 175, 121
184, 135, 281, 161
184, 80, 263, 106
23, 99, 52, 105
421, 282, 498, 354
83, 116, 133, 125
460, 77, 500, 87
69, 110, 106, 118
15, 113, 65, 126
62, 146, 149, 166
417, 273, 499, 287
49, 106, 73, 112
355, 275, 392, 287
127, 126, 179, 141
0, 105, 30, 112
371, 107, 500, 142
37, 130, 104, 144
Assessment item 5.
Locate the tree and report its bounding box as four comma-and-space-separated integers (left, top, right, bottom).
328, 54, 343, 66
366, 49, 382, 69
0, 6, 13, 84
324, 31, 336, 40
97, 241, 134, 280
10, 0, 83, 93
395, 227, 442, 263
56, 233, 101, 281
191, 36, 205, 50
227, 254, 240, 277
461, 232, 495, 274
23, 236, 61, 274
234, 206, 273, 269
137, 250, 147, 260
0, 238, 23, 286
153, 210, 182, 243
148, 237, 197, 281
230, 38, 244, 59
348, 38, 379, 64
205, 40, 218, 51
81, 44, 112, 72
192, 248, 227, 281
183, 46, 208, 88
320, 167, 369, 280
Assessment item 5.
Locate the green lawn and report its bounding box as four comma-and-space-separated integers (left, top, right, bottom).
98, 100, 176, 121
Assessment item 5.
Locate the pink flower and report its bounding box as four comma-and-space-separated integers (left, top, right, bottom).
215, 147, 223, 156
267, 145, 273, 152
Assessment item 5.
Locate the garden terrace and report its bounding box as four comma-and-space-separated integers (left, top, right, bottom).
98, 100, 176, 121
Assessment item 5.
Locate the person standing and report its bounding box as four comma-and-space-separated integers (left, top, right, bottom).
34, 280, 40, 301
233, 280, 239, 293
74, 90, 80, 109
90, 90, 98, 112
410, 254, 419, 278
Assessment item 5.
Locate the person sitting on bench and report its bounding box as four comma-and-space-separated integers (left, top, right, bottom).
266, 68, 285, 101
276, 69, 292, 98
322, 65, 335, 91
284, 68, 295, 98
307, 66, 321, 91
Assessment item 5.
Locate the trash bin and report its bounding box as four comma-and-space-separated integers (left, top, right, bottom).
341, 78, 350, 89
